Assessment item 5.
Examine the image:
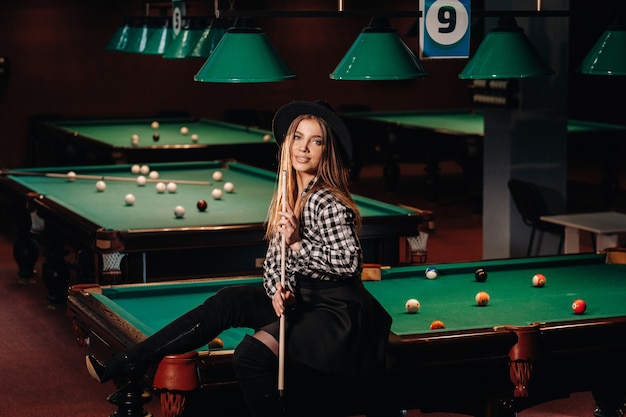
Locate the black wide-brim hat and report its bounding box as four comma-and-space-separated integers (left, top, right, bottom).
272, 100, 352, 162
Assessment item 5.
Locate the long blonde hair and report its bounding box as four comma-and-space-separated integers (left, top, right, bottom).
264, 114, 361, 240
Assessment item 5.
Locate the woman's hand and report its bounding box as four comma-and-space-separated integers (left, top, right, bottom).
272, 281, 295, 317
278, 206, 301, 250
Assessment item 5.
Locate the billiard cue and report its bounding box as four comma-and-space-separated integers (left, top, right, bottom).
0, 170, 212, 185
278, 169, 287, 399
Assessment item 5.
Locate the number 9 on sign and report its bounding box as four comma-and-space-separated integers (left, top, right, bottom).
420, 0, 470, 58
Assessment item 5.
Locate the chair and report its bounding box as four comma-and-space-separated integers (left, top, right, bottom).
507, 179, 564, 256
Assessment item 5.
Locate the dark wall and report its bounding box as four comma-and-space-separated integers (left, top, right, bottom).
0, 1, 622, 169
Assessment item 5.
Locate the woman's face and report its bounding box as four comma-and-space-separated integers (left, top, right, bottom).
290, 118, 325, 175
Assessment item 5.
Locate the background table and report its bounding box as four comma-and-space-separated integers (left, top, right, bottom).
540, 211, 626, 253
67, 253, 626, 417
343, 109, 626, 211
31, 116, 278, 171
0, 161, 421, 302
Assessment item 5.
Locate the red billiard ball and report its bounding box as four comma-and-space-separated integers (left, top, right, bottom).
153, 133, 160, 142
532, 273, 546, 287
572, 299, 587, 314
475, 268, 487, 282
196, 199, 208, 212
429, 320, 446, 330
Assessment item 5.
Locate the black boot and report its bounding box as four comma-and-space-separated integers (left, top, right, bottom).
86, 310, 209, 383
233, 334, 282, 417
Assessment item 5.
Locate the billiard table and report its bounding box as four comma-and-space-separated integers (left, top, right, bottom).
342, 109, 626, 209
32, 116, 278, 171
0, 161, 421, 303
67, 253, 626, 417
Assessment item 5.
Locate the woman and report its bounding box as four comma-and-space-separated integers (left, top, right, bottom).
85, 100, 392, 416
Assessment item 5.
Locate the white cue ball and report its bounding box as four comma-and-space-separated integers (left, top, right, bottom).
155, 182, 166, 193
139, 165, 150, 175
180, 126, 189, 135
212, 171, 223, 181
131, 164, 141, 175
148, 170, 159, 179
223, 182, 234, 193
174, 205, 185, 218
124, 193, 136, 205
211, 188, 223, 200
136, 175, 147, 186
66, 171, 77, 182
95, 180, 106, 192
262, 134, 272, 142
131, 134, 139, 145
405, 298, 420, 314
166, 182, 177, 193
190, 133, 199, 143
151, 121, 160, 130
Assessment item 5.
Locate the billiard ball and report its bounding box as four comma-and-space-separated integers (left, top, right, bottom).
212, 188, 223, 200
166, 182, 177, 193
212, 171, 223, 181
124, 193, 136, 205
148, 170, 159, 179
430, 320, 446, 330
425, 266, 438, 279
475, 268, 487, 282
174, 205, 185, 218
197, 199, 208, 212
180, 126, 189, 135
155, 182, 166, 193
223, 182, 234, 193
131, 134, 139, 145
572, 299, 587, 314
151, 121, 160, 130
131, 164, 141, 175
263, 134, 272, 142
475, 291, 490, 306
190, 133, 199, 142
140, 165, 150, 175
67, 171, 77, 182
95, 180, 106, 192
532, 273, 546, 287
152, 133, 160, 142
405, 298, 420, 314
136, 175, 147, 186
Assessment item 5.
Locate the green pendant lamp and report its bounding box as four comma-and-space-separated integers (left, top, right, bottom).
194, 18, 295, 83
187, 18, 227, 58
578, 17, 626, 75
163, 17, 206, 59
330, 17, 428, 81
459, 17, 554, 79
122, 17, 150, 54
105, 17, 132, 51
143, 17, 172, 55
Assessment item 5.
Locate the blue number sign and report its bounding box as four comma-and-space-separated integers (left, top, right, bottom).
419, 0, 470, 59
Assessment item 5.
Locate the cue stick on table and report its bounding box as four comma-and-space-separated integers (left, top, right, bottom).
278, 170, 286, 398
0, 169, 212, 185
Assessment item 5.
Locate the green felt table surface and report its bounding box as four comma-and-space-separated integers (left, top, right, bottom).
346, 109, 626, 136
50, 117, 274, 147
89, 253, 625, 351
7, 161, 413, 230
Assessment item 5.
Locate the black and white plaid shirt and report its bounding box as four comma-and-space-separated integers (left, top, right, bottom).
263, 186, 362, 298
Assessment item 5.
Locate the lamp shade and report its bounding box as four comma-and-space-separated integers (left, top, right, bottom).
194, 18, 295, 83
330, 18, 428, 81
163, 17, 206, 59
578, 18, 626, 75
122, 18, 150, 54
105, 18, 131, 51
459, 17, 554, 79
143, 17, 172, 55
187, 18, 227, 58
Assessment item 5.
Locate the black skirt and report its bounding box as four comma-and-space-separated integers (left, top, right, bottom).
263, 274, 392, 377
